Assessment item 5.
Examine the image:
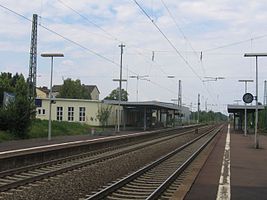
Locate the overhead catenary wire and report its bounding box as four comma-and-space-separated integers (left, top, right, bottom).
132, 0, 203, 81
160, 0, 199, 58
132, 0, 221, 105
56, 0, 172, 78
160, 0, 206, 76
202, 34, 267, 52
0, 4, 118, 66
0, 3, 182, 100
56, 0, 121, 42
55, 0, 180, 95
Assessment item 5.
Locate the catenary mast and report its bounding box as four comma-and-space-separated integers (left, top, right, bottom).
28, 14, 38, 99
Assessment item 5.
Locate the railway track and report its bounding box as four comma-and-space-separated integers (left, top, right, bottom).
0, 126, 212, 195
84, 125, 223, 200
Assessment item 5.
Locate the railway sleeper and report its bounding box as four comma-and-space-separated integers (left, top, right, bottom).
107, 196, 144, 200
110, 191, 149, 199
126, 183, 157, 189
115, 188, 152, 195
118, 186, 153, 192
132, 179, 161, 185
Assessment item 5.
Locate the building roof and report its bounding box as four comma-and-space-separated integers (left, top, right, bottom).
37, 86, 49, 94
36, 97, 100, 103
103, 100, 188, 111
83, 85, 100, 94
52, 84, 100, 94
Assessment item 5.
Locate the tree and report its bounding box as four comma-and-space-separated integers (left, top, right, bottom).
191, 110, 228, 123
57, 78, 91, 99
96, 105, 112, 130
104, 88, 128, 101
0, 73, 35, 138
0, 72, 19, 106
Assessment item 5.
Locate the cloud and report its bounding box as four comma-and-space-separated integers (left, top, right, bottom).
1, 1, 267, 113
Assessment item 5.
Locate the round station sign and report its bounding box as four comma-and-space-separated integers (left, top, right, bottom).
243, 93, 254, 103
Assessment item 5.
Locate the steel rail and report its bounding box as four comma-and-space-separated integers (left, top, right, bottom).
85, 126, 219, 200
0, 126, 208, 193
146, 125, 223, 199
0, 126, 201, 179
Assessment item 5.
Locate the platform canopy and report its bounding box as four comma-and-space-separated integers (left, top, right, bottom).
104, 100, 180, 111
227, 104, 265, 113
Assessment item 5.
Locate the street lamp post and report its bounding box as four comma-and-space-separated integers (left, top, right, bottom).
244, 52, 267, 149
41, 53, 64, 140
238, 79, 254, 136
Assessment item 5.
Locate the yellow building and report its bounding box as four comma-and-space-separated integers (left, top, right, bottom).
36, 98, 121, 126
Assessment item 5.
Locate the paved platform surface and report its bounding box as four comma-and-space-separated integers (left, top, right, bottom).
0, 129, 142, 152
185, 125, 267, 200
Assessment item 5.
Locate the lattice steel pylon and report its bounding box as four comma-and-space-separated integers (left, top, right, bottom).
28, 14, 38, 99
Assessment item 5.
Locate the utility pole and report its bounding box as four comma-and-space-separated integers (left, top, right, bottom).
28, 14, 38, 100
264, 80, 267, 105
118, 43, 125, 132
178, 80, 182, 123
197, 93, 200, 124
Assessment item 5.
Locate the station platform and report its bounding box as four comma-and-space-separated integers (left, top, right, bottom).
0, 129, 145, 155
185, 124, 267, 200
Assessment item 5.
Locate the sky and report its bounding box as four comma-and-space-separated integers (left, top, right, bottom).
1, 0, 267, 114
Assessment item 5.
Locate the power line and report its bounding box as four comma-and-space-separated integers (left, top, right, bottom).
132, 0, 203, 82
160, 0, 198, 58
56, 0, 121, 43
56, 0, 172, 78
160, 0, 206, 76
0, 3, 182, 100
0, 4, 32, 22
132, 0, 220, 105
55, 0, 174, 82
203, 34, 267, 52
0, 3, 119, 66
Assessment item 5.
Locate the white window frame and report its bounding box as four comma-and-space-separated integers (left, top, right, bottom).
57, 106, 63, 121
68, 107, 74, 121
79, 107, 86, 122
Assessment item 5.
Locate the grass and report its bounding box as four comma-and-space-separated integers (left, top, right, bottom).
0, 130, 16, 142
0, 119, 96, 142
28, 119, 94, 138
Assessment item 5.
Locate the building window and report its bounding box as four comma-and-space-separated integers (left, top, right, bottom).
57, 107, 63, 121
79, 107, 86, 121
68, 107, 74, 121
38, 109, 45, 115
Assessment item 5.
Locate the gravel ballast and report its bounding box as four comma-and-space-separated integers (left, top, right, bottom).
0, 133, 197, 200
